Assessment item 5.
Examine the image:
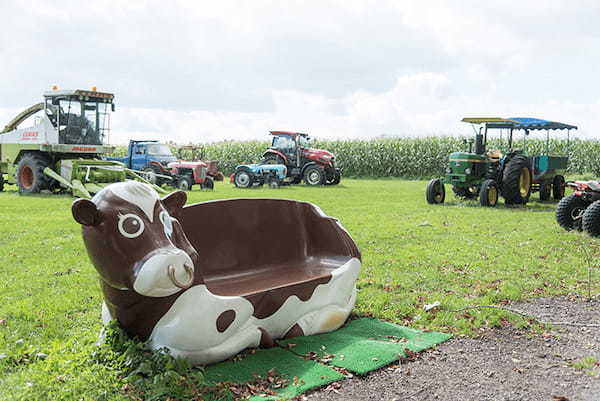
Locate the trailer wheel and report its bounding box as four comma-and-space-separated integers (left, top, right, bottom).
175, 176, 192, 191
501, 155, 532, 204
479, 179, 498, 207
426, 178, 445, 204
556, 194, 587, 231
304, 166, 325, 186
582, 200, 600, 237
234, 169, 253, 188
552, 175, 565, 200
16, 153, 51, 194
201, 177, 214, 190
539, 181, 551, 201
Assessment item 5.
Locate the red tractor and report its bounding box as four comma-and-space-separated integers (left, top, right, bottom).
261, 131, 341, 185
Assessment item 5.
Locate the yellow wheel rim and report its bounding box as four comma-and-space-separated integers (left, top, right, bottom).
519, 168, 531, 197
489, 186, 498, 204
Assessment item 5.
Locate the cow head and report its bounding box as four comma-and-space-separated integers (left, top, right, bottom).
72, 181, 201, 297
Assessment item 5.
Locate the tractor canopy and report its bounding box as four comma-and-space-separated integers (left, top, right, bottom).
461, 117, 577, 131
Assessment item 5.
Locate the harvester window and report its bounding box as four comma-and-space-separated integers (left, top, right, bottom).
55, 98, 109, 145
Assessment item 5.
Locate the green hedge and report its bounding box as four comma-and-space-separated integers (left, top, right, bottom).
109, 137, 600, 179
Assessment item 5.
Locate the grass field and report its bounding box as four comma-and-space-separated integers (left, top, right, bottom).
1, 179, 598, 400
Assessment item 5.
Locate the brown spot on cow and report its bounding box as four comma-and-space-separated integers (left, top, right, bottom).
216, 309, 236, 333
283, 323, 305, 339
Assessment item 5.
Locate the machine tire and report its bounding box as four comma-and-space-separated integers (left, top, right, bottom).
175, 176, 193, 191
234, 169, 253, 188
426, 178, 445, 204
582, 200, 600, 237
452, 185, 478, 199
539, 181, 551, 201
479, 179, 498, 207
143, 167, 158, 185
201, 177, 214, 190
262, 154, 285, 165
0, 174, 4, 192
553, 175, 565, 200
326, 169, 341, 185
268, 179, 280, 189
501, 155, 532, 204
556, 194, 587, 231
304, 166, 325, 186
16, 153, 51, 194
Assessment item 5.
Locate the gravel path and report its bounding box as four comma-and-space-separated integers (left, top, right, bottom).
305, 297, 600, 401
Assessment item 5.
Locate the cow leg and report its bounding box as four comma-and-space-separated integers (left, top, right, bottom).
283, 323, 305, 339
258, 327, 275, 348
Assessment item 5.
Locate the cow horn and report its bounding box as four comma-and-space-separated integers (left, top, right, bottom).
168, 263, 194, 289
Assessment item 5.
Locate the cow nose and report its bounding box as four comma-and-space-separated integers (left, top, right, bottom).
167, 262, 194, 289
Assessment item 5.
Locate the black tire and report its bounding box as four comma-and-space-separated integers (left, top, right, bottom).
175, 176, 192, 191
234, 169, 253, 188
143, 167, 158, 185
304, 166, 325, 186
426, 178, 445, 204
553, 175, 565, 200
539, 181, 551, 201
268, 179, 280, 189
479, 179, 498, 207
201, 177, 214, 190
0, 174, 4, 192
583, 200, 600, 237
326, 169, 341, 185
452, 185, 478, 199
262, 154, 285, 165
16, 153, 52, 194
556, 194, 588, 231
501, 155, 532, 204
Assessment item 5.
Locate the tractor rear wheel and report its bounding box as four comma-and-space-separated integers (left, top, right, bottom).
539, 181, 551, 201
426, 179, 445, 204
452, 185, 478, 199
175, 176, 193, 191
582, 200, 600, 237
501, 155, 532, 204
556, 194, 587, 231
16, 153, 52, 194
304, 166, 325, 186
262, 154, 284, 165
201, 177, 214, 190
479, 179, 498, 207
234, 169, 253, 188
552, 175, 565, 200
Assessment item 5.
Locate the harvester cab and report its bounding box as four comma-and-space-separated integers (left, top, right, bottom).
0, 88, 163, 197
426, 117, 577, 207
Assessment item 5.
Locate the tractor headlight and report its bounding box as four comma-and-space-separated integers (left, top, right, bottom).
465, 168, 472, 175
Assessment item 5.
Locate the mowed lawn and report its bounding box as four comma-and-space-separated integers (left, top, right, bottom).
0, 179, 597, 400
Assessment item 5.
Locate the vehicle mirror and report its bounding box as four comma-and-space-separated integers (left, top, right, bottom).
111, 104, 116, 112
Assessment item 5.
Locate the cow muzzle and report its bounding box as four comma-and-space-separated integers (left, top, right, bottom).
133, 248, 196, 297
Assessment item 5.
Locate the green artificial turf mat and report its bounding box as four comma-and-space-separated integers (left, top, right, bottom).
278, 318, 452, 374
204, 347, 344, 401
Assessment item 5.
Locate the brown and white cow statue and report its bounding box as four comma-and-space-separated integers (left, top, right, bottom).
72, 181, 361, 365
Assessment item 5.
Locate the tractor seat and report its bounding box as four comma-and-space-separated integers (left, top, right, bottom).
487, 149, 503, 159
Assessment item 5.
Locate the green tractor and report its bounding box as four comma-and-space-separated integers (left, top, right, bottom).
426, 117, 577, 207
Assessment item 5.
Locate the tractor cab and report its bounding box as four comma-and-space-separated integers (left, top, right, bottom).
44, 88, 115, 146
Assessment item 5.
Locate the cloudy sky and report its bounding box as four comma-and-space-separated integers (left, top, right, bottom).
1, 0, 598, 144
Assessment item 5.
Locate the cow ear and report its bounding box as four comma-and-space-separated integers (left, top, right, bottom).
72, 199, 100, 226
162, 191, 187, 215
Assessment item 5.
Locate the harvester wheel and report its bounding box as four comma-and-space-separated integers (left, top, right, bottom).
556, 194, 587, 231
539, 181, 551, 201
201, 177, 214, 190
582, 200, 600, 237
479, 179, 498, 207
452, 186, 477, 199
234, 169, 253, 188
176, 176, 192, 191
552, 175, 565, 200
426, 178, 445, 204
501, 155, 532, 204
304, 166, 325, 186
16, 153, 51, 194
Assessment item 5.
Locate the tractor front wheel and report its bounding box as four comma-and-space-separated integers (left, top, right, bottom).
304, 166, 325, 186
16, 153, 51, 194
175, 176, 193, 191
539, 181, 551, 201
479, 179, 498, 207
502, 155, 532, 204
556, 194, 587, 231
234, 170, 253, 188
201, 177, 214, 190
582, 200, 600, 237
553, 175, 565, 200
426, 179, 445, 204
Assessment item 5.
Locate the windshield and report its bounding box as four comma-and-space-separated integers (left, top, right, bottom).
272, 135, 295, 150
50, 98, 111, 145
146, 144, 174, 156
297, 135, 310, 148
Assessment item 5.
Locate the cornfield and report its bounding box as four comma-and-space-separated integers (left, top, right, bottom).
109, 137, 600, 179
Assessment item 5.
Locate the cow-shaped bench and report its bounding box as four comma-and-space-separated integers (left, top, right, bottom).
72, 181, 361, 365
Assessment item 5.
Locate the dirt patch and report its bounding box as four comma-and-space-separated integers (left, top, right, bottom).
305, 296, 600, 401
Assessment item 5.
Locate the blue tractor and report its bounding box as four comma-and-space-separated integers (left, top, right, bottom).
232, 164, 288, 189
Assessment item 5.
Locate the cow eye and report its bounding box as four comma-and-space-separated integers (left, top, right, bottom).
160, 211, 173, 237
118, 214, 145, 238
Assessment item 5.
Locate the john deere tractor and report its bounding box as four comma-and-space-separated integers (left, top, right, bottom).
426, 117, 577, 207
